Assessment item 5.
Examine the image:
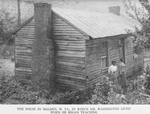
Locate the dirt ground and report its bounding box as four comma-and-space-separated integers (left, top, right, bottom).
0, 44, 14, 77
0, 59, 14, 77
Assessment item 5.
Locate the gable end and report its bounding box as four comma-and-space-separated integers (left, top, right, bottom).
52, 11, 89, 39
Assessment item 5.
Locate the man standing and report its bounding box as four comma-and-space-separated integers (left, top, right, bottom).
118, 59, 127, 94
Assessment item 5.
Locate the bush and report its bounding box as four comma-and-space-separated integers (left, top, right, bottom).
0, 76, 93, 104
0, 9, 17, 44
1, 77, 38, 104
49, 88, 93, 104
144, 65, 150, 95
88, 73, 150, 104
89, 82, 110, 104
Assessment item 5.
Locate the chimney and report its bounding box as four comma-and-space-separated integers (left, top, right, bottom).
109, 6, 120, 15
32, 3, 55, 89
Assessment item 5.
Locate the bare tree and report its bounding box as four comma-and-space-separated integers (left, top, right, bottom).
17, 0, 21, 27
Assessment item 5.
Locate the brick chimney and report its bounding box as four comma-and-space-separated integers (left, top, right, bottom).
32, 3, 55, 89
109, 6, 120, 15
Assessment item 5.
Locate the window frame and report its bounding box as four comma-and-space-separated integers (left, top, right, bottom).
101, 55, 108, 69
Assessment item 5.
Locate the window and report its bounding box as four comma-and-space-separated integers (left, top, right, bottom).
101, 41, 108, 69
101, 56, 108, 68
101, 41, 107, 54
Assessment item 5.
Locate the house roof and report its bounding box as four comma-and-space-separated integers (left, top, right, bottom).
12, 7, 141, 38
53, 8, 141, 38
12, 16, 34, 35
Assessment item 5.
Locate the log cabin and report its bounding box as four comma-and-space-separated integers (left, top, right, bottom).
12, 3, 144, 90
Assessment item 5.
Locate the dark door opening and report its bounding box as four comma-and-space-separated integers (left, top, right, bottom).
119, 39, 125, 63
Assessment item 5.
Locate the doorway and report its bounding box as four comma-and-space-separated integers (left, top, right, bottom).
119, 39, 125, 63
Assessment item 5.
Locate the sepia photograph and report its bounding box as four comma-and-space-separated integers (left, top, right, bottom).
1, 0, 150, 111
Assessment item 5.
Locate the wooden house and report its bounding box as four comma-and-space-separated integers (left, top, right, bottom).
12, 3, 144, 90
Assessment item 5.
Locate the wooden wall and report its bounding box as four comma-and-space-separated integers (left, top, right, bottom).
108, 39, 120, 67
14, 12, 144, 89
14, 12, 88, 89
15, 19, 34, 81
52, 12, 88, 89
85, 39, 101, 87
85, 38, 120, 86
108, 37, 143, 77
125, 37, 144, 77
124, 37, 134, 76
85, 36, 144, 86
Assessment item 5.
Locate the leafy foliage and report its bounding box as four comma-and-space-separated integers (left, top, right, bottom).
1, 72, 150, 104
49, 88, 93, 104
1, 77, 39, 104
144, 65, 150, 94
88, 71, 150, 104
0, 9, 17, 43
89, 82, 110, 104
0, 76, 93, 104
123, 0, 150, 49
